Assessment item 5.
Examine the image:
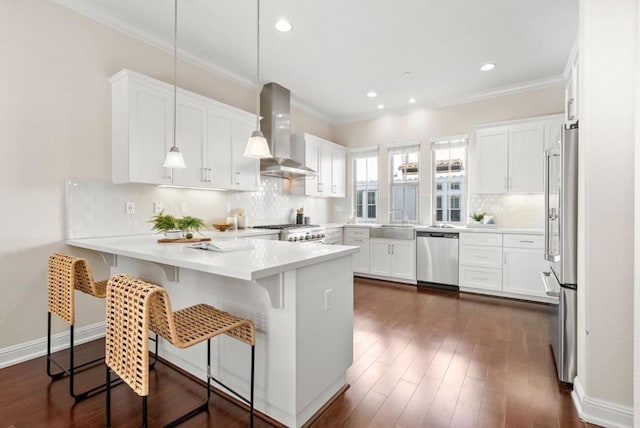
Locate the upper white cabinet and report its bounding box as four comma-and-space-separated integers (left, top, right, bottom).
110, 69, 258, 191
565, 60, 579, 126
474, 115, 562, 194
293, 133, 346, 197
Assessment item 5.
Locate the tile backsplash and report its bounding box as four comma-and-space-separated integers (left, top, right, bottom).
469, 193, 544, 229
66, 178, 332, 239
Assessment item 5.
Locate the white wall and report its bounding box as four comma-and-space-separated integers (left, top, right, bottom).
0, 0, 334, 349
574, 0, 636, 424
333, 87, 564, 225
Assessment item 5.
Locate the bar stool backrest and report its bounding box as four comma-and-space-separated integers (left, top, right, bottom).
105, 274, 163, 397
48, 253, 103, 325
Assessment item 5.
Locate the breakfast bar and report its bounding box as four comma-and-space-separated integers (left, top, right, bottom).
67, 235, 358, 427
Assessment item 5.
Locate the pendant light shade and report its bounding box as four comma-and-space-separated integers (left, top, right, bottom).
163, 146, 186, 168
243, 0, 272, 159
164, 0, 187, 169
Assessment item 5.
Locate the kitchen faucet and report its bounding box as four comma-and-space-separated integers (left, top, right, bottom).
389, 208, 407, 224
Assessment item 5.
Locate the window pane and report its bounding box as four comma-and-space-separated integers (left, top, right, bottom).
368, 205, 376, 218
432, 141, 466, 224
450, 210, 460, 222
356, 190, 363, 217
451, 196, 460, 209
406, 185, 417, 221
436, 210, 443, 221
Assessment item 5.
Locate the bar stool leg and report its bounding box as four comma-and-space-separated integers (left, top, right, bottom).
250, 344, 255, 428
142, 396, 148, 428
106, 367, 111, 428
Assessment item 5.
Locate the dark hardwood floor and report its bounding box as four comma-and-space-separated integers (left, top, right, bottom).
0, 277, 598, 427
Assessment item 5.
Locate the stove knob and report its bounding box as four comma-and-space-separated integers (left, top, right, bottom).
310, 234, 317, 239
288, 237, 294, 242
320, 233, 325, 238
305, 235, 310, 240
292, 236, 298, 241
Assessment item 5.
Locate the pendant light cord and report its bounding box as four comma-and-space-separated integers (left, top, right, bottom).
173, 0, 178, 149
256, 0, 261, 131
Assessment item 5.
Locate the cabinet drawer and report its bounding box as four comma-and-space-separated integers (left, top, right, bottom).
503, 234, 544, 249
460, 245, 502, 268
460, 233, 502, 247
459, 266, 502, 291
325, 228, 343, 239
344, 237, 368, 246
344, 227, 370, 239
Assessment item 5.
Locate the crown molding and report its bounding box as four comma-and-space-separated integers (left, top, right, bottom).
334, 75, 566, 125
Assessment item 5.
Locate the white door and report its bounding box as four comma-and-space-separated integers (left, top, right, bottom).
390, 240, 415, 280
172, 94, 208, 187
231, 114, 260, 191
503, 248, 550, 298
129, 83, 173, 184
205, 106, 233, 188
369, 239, 392, 276
475, 127, 508, 194
508, 122, 544, 193
331, 147, 346, 197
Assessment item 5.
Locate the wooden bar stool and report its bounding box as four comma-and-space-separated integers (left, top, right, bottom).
105, 274, 256, 428
46, 253, 158, 401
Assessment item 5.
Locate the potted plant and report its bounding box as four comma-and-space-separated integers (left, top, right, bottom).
470, 212, 486, 223
176, 216, 205, 239
149, 210, 181, 238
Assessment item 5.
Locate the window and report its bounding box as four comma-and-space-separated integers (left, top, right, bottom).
431, 135, 468, 224
389, 143, 420, 223
352, 147, 378, 222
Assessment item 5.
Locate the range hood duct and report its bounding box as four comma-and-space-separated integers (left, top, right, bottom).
259, 83, 316, 179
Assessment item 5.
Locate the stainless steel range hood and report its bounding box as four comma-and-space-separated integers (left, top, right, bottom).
260, 83, 316, 179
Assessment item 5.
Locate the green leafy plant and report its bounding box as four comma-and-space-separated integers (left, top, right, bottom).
470, 212, 486, 222
176, 216, 205, 239
149, 210, 179, 233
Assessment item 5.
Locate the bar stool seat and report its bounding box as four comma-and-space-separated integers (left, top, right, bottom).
105, 274, 256, 427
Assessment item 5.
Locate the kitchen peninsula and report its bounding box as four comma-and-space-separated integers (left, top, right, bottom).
67, 235, 358, 427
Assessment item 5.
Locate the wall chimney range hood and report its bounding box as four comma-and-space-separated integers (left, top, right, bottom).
259, 83, 316, 179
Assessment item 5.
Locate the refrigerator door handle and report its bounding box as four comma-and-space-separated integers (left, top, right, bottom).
541, 271, 560, 297
544, 150, 551, 261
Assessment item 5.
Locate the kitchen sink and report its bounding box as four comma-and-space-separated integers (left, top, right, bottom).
370, 225, 415, 240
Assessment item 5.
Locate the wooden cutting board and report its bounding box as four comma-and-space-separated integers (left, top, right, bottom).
157, 237, 212, 243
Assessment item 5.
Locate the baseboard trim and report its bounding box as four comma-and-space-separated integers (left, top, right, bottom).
0, 322, 106, 369
572, 377, 633, 428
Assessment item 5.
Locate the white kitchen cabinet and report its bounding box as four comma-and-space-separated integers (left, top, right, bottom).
323, 227, 343, 245
369, 238, 416, 281
110, 69, 258, 191
294, 133, 346, 197
458, 232, 503, 292
343, 227, 370, 274
475, 118, 557, 194
502, 234, 551, 300
111, 70, 173, 185
565, 60, 579, 126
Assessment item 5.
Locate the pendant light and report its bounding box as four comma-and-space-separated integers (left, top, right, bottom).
243, 0, 272, 159
163, 0, 186, 169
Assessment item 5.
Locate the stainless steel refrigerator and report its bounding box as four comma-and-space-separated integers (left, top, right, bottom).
541, 123, 578, 385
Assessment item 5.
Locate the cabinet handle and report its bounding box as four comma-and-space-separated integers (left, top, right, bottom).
519, 240, 534, 243
318, 182, 324, 193
391, 244, 394, 254
504, 253, 507, 264
387, 244, 390, 255
235, 171, 240, 185
472, 276, 488, 281
332, 184, 337, 194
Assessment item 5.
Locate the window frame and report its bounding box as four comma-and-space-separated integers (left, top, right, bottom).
388, 142, 421, 224
351, 147, 379, 223
431, 135, 468, 225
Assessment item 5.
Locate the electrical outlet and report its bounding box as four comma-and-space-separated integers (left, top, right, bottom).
324, 289, 333, 311
125, 202, 135, 215
180, 202, 188, 214
153, 202, 164, 214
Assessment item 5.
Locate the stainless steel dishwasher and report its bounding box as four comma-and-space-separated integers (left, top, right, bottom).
416, 231, 459, 290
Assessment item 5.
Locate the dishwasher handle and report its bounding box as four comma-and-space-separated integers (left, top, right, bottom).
417, 231, 459, 239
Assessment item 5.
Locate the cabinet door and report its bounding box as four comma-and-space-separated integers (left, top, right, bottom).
475, 127, 508, 194
317, 144, 333, 196
304, 137, 321, 196
330, 146, 346, 197
503, 248, 550, 298
390, 240, 415, 280
231, 114, 260, 191
543, 117, 564, 151
172, 94, 208, 187
508, 122, 544, 193
127, 82, 173, 185
369, 239, 392, 276
205, 106, 233, 188
344, 237, 370, 273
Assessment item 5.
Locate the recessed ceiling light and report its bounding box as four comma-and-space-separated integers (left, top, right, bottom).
275, 19, 293, 32
377, 104, 384, 109
402, 71, 412, 77
367, 91, 378, 98
409, 98, 416, 104
480, 63, 496, 71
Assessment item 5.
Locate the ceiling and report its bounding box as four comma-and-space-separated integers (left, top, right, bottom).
55, 0, 579, 123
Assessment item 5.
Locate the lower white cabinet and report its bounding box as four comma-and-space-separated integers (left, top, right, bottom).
459, 232, 553, 303
343, 227, 370, 274
369, 238, 416, 281
323, 227, 343, 245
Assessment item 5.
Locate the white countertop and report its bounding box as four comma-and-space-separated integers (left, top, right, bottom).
339, 223, 543, 235
67, 234, 358, 281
